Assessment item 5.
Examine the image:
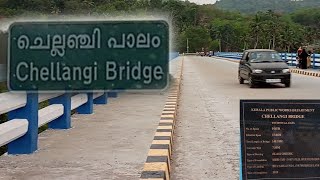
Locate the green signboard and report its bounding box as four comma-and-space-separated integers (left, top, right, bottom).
8, 21, 169, 91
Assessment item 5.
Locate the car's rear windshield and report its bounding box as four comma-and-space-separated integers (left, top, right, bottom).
249, 51, 283, 63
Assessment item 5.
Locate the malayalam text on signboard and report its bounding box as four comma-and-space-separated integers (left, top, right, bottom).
8, 21, 169, 91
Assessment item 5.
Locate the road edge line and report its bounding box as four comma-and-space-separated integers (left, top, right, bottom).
140, 58, 184, 180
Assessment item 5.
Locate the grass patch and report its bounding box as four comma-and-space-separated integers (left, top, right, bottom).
0, 82, 7, 93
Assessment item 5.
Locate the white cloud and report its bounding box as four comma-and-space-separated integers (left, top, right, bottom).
185, 0, 217, 5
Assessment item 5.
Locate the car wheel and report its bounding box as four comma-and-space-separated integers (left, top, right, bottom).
238, 73, 244, 84
248, 75, 255, 88
284, 81, 291, 88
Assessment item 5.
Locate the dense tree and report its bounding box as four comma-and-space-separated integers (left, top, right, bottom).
178, 26, 215, 52
0, 0, 318, 52
216, 0, 320, 14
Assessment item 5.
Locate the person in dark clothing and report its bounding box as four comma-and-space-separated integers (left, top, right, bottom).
300, 48, 309, 69
297, 47, 302, 68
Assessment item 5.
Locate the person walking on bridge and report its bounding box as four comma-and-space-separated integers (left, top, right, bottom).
300, 48, 309, 69
297, 47, 302, 68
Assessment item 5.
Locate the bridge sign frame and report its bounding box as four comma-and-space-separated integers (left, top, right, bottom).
8, 20, 169, 92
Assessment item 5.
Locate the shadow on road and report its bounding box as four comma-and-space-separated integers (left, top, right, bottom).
243, 82, 287, 89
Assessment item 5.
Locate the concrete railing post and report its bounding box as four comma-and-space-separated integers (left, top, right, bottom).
313, 53, 316, 69
7, 93, 39, 154
291, 53, 294, 66
49, 93, 72, 129
93, 92, 108, 104
107, 91, 118, 98
284, 53, 287, 64
77, 92, 93, 114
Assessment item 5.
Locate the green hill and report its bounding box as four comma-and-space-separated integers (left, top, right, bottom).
215, 0, 320, 14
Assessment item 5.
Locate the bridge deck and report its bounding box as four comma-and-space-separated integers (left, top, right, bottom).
0, 58, 182, 180
171, 56, 320, 180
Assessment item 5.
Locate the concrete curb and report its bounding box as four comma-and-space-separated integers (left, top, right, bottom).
140, 59, 184, 180
289, 68, 320, 77
213, 56, 320, 78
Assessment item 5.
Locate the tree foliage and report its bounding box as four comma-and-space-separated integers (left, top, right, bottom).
0, 0, 319, 52
216, 0, 320, 14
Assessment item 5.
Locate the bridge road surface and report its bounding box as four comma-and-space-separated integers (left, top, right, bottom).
0, 58, 182, 180
172, 56, 320, 180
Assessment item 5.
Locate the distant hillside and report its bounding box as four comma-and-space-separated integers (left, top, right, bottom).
215, 0, 320, 13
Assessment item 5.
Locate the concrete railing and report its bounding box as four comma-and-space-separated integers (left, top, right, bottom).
170, 52, 180, 60
215, 52, 320, 69
183, 53, 197, 56
279, 53, 320, 68
215, 52, 243, 60
0, 91, 113, 154
0, 52, 180, 155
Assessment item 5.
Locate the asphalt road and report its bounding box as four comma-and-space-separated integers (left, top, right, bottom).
171, 56, 320, 180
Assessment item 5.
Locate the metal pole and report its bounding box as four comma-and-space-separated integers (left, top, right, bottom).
187, 38, 189, 53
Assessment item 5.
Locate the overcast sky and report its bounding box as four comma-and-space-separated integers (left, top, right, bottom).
186, 0, 217, 5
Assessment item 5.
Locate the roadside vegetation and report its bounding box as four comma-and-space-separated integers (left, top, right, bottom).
0, 0, 318, 52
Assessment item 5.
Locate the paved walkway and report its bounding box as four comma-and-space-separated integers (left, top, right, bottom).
0, 58, 182, 180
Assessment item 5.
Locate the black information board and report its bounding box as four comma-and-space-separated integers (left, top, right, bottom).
240, 100, 320, 180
